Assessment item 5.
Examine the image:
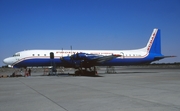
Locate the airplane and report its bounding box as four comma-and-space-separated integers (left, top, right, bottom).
3, 28, 174, 75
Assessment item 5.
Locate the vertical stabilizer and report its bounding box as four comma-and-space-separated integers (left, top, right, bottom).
145, 29, 161, 54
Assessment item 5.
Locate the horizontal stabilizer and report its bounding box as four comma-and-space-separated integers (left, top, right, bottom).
154, 56, 176, 61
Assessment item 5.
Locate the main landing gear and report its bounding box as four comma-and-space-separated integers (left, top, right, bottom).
74, 66, 97, 76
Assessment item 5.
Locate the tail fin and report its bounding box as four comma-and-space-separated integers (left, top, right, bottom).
145, 28, 161, 54
144, 29, 176, 61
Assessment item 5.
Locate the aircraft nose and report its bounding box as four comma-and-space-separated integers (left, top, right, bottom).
3, 58, 10, 65
3, 57, 14, 65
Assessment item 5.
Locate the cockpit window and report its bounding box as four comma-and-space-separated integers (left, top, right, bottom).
13, 53, 20, 57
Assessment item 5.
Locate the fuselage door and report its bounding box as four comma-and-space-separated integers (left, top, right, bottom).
120, 52, 124, 59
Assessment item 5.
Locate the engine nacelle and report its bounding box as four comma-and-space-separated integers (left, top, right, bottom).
71, 53, 87, 60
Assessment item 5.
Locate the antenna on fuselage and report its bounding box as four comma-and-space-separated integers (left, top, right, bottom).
70, 45, 72, 56
62, 48, 63, 57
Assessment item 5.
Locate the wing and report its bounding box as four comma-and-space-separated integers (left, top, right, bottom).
60, 53, 121, 68
86, 54, 121, 63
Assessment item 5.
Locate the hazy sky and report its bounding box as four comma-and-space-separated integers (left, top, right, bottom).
0, 0, 180, 66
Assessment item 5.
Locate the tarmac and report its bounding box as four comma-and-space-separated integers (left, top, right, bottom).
0, 67, 180, 111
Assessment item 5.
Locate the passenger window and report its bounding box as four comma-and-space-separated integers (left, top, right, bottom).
32, 54, 35, 56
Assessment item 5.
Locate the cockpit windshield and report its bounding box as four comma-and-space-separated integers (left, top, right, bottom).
13, 53, 20, 57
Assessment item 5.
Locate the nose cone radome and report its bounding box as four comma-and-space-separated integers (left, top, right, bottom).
3, 58, 9, 64
3, 57, 15, 65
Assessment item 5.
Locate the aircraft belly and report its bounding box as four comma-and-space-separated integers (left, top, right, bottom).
14, 58, 62, 67
98, 57, 154, 66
